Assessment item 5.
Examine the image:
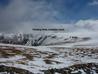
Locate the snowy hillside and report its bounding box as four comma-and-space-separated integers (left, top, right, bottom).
0, 30, 98, 74
0, 32, 92, 46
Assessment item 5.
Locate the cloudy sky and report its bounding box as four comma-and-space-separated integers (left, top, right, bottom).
0, 0, 98, 33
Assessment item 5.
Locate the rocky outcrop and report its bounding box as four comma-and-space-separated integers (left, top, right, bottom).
44, 63, 98, 74
0, 65, 33, 74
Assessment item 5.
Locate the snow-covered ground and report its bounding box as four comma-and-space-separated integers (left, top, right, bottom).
0, 30, 98, 74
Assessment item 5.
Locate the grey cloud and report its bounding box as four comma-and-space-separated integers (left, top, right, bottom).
0, 0, 60, 33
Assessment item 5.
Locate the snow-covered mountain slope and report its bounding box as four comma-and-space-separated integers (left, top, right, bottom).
0, 31, 94, 47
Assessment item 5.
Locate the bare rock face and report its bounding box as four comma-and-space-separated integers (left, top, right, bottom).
44, 63, 98, 74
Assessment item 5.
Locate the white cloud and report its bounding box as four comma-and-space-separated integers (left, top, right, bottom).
75, 19, 98, 31
88, 0, 98, 6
